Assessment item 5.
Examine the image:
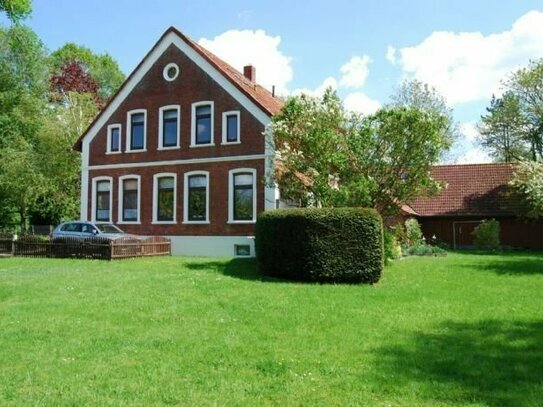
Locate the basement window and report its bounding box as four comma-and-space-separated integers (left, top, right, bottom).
235, 244, 251, 257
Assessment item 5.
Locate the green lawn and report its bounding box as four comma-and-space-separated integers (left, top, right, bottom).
1, 252, 542, 406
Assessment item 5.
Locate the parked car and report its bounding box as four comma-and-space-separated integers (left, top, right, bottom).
50, 221, 142, 258
51, 221, 129, 241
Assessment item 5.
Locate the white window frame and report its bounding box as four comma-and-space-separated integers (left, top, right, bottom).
183, 170, 210, 224
190, 101, 214, 147
118, 175, 141, 224
221, 110, 241, 145
91, 176, 113, 222
152, 172, 177, 224
106, 124, 122, 154
126, 109, 147, 153
228, 168, 257, 224
158, 105, 181, 150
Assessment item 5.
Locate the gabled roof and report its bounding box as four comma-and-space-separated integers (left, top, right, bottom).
409, 163, 522, 217
73, 26, 283, 151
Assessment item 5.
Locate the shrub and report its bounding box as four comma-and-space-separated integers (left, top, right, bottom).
384, 229, 402, 264
404, 243, 446, 256
256, 208, 383, 284
472, 219, 500, 248
405, 218, 423, 246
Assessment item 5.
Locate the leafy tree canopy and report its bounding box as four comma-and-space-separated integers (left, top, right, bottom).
477, 92, 529, 162
50, 43, 125, 102
509, 161, 543, 218
271, 88, 451, 214
0, 0, 31, 22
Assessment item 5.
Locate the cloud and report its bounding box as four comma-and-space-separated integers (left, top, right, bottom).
198, 29, 293, 94
291, 76, 338, 97
456, 148, 492, 164
343, 92, 381, 115
460, 122, 479, 142
392, 10, 543, 104
339, 55, 372, 88
386, 46, 396, 64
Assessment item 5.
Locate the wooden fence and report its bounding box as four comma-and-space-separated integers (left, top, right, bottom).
0, 233, 12, 255
1, 235, 170, 260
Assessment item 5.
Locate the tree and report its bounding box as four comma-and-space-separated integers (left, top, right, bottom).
50, 43, 125, 102
505, 59, 543, 161
0, 145, 45, 231
477, 92, 530, 162
0, 0, 31, 22
35, 92, 98, 223
390, 79, 458, 151
50, 59, 100, 101
0, 24, 49, 230
509, 161, 543, 218
271, 89, 451, 214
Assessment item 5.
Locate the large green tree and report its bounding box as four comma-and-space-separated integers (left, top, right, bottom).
0, 24, 48, 230
390, 79, 458, 150
271, 89, 451, 213
50, 43, 125, 102
0, 0, 31, 22
504, 59, 543, 161
509, 161, 543, 218
477, 92, 530, 162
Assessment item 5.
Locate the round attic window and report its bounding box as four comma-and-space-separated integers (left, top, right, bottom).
163, 63, 179, 82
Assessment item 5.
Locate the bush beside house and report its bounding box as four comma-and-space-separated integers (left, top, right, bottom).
256, 208, 383, 284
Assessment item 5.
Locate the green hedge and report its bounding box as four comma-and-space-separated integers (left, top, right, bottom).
255, 208, 384, 284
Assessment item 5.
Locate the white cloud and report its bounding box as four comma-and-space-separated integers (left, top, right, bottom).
460, 122, 479, 142
386, 46, 396, 64
456, 148, 492, 164
393, 10, 543, 104
291, 76, 338, 97
339, 55, 372, 88
198, 29, 293, 94
343, 92, 381, 115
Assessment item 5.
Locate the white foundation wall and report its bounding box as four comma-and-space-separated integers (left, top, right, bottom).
169, 235, 255, 257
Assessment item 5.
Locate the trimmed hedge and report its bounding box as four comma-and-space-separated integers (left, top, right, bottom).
255, 208, 384, 284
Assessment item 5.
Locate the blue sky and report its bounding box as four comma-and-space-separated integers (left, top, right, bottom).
21, 0, 543, 162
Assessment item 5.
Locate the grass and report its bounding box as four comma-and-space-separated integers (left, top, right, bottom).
0, 252, 542, 406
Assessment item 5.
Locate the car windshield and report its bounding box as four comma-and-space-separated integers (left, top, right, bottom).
95, 224, 124, 234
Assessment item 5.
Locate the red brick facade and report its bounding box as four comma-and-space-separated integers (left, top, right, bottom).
77, 28, 280, 245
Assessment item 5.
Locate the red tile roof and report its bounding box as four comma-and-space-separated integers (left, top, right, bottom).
409, 163, 520, 217
74, 27, 282, 151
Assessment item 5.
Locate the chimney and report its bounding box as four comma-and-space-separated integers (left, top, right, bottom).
243, 65, 256, 82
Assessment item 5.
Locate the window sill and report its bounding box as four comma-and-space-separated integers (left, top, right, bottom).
105, 151, 122, 155
221, 141, 241, 145
227, 220, 256, 225
157, 146, 180, 151
182, 221, 210, 225
118, 221, 141, 225
189, 143, 215, 148
152, 221, 177, 225
125, 149, 147, 153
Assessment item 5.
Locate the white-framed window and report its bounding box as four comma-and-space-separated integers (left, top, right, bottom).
118, 175, 141, 224
183, 171, 210, 224
221, 111, 240, 144
91, 176, 113, 222
228, 168, 257, 223
158, 105, 180, 150
152, 173, 177, 224
191, 101, 214, 147
106, 124, 122, 154
126, 109, 147, 152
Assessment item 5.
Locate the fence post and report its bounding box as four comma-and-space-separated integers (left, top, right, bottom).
12, 233, 17, 255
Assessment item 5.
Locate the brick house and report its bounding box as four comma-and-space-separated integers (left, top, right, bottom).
73, 27, 283, 257
404, 163, 543, 250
